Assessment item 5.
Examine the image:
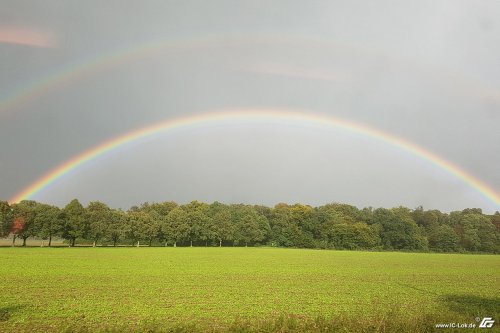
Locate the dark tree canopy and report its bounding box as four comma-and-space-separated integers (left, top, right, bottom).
1, 198, 498, 253
0, 201, 13, 237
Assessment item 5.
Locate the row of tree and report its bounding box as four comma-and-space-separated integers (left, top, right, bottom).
0, 199, 498, 253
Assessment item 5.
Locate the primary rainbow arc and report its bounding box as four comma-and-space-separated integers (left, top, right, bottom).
8, 109, 500, 208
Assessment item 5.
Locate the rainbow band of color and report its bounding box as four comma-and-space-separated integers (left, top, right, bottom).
9, 109, 500, 208
2, 34, 496, 117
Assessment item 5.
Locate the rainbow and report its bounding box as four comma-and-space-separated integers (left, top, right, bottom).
2, 34, 357, 115
0, 36, 215, 115
9, 109, 500, 208
2, 33, 498, 117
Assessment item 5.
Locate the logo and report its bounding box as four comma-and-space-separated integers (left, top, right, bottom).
479, 317, 495, 328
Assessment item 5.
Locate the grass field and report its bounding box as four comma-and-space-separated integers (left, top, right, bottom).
0, 248, 498, 332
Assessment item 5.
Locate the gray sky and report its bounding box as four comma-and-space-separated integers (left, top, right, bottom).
1, 0, 499, 212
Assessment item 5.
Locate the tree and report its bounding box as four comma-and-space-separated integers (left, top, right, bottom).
211, 210, 235, 247
137, 202, 177, 247
2, 198, 496, 253
62, 199, 87, 247
458, 213, 497, 252
146, 201, 178, 216
316, 203, 360, 225
0, 201, 12, 237
270, 215, 304, 247
11, 200, 38, 246
413, 207, 442, 232
165, 207, 189, 247
86, 201, 112, 247
270, 204, 314, 248
318, 206, 371, 249
238, 213, 264, 247
324, 223, 380, 249
143, 211, 161, 246
183, 201, 210, 246
186, 210, 204, 247
372, 207, 427, 251
107, 209, 126, 247
157, 215, 170, 247
11, 217, 26, 246
34, 204, 62, 247
126, 211, 153, 247
198, 213, 214, 246
428, 225, 460, 252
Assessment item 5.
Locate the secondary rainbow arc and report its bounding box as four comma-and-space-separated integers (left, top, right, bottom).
2, 33, 497, 118
8, 109, 500, 208
2, 34, 355, 114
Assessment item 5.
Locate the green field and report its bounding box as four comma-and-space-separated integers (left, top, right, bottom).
0, 248, 498, 332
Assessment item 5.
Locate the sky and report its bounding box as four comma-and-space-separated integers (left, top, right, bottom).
1, 0, 499, 212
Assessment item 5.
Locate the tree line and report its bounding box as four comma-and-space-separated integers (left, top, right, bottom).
0, 199, 498, 253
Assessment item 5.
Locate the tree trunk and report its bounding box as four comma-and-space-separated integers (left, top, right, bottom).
12, 235, 16, 247
93, 240, 96, 248
174, 242, 177, 247
71, 238, 76, 247
164, 241, 167, 247
22, 237, 27, 247
113, 239, 117, 247
219, 239, 222, 247
48, 235, 52, 247
41, 240, 44, 247
190, 240, 193, 247
245, 242, 248, 247
136, 241, 140, 247
149, 239, 152, 247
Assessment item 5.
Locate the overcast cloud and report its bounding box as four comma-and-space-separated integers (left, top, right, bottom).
1, 0, 499, 212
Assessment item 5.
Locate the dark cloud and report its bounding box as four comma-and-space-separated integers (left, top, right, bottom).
1, 0, 499, 212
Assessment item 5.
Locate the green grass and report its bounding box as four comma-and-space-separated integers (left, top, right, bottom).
0, 248, 498, 332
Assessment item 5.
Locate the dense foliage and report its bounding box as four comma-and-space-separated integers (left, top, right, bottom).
1, 199, 499, 252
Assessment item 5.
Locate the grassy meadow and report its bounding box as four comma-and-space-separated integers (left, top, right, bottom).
0, 248, 498, 332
